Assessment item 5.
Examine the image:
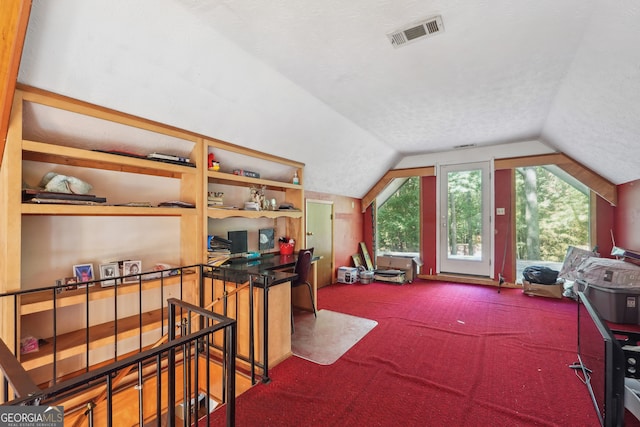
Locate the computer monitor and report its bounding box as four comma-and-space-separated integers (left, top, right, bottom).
258, 228, 275, 251
227, 230, 248, 254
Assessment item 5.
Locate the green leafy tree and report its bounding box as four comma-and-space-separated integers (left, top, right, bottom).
447, 169, 482, 256
377, 177, 420, 253
516, 166, 589, 262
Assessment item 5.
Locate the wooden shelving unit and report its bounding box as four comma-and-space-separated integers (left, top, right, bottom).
0, 85, 305, 385
0, 87, 202, 383
205, 140, 305, 244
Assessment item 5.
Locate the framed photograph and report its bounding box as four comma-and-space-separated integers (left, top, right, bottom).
259, 228, 275, 251
73, 263, 94, 288
99, 262, 119, 287
122, 260, 142, 284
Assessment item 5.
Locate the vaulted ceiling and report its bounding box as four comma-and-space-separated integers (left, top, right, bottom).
17, 0, 640, 198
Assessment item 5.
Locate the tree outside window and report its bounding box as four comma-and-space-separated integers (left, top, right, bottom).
515, 166, 590, 263
376, 177, 420, 255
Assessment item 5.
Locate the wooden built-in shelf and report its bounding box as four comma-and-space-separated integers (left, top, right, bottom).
1, 86, 304, 388
22, 204, 198, 216
22, 140, 197, 179
20, 306, 178, 371
20, 273, 197, 315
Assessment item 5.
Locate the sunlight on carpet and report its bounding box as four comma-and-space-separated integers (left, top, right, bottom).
291, 309, 377, 365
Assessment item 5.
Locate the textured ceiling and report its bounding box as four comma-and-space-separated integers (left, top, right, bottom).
177, 0, 589, 153
17, 0, 640, 197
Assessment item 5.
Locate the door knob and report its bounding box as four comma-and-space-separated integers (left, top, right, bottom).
306, 232, 313, 236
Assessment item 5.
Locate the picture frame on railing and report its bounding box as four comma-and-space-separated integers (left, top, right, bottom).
73, 263, 94, 288
99, 262, 119, 287
64, 276, 78, 290
122, 260, 142, 284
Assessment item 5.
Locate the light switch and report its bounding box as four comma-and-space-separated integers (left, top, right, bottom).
496, 207, 505, 215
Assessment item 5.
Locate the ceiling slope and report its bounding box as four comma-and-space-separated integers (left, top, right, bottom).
17, 0, 640, 199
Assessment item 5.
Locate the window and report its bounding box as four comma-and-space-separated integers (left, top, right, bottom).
376, 176, 420, 256
515, 165, 590, 280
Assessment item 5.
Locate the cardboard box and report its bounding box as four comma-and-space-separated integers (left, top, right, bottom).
376, 255, 423, 282
337, 267, 358, 284
576, 258, 640, 288
523, 280, 564, 299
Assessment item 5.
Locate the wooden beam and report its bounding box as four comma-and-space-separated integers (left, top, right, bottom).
361, 166, 434, 212
555, 155, 617, 206
0, 0, 32, 167
494, 153, 567, 170
364, 151, 616, 210
495, 152, 617, 206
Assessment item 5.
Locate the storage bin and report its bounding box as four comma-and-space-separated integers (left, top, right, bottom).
578, 280, 640, 325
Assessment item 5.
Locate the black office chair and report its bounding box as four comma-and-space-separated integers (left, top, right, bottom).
291, 247, 316, 333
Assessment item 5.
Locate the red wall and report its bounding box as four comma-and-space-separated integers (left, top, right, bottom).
305, 191, 363, 272
615, 179, 640, 251
494, 169, 515, 282
420, 176, 437, 276
595, 194, 616, 257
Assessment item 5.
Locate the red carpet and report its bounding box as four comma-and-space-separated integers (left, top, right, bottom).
208, 280, 640, 426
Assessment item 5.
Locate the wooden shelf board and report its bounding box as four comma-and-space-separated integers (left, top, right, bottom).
20, 273, 197, 315
20, 307, 177, 371
207, 207, 303, 219
207, 170, 301, 191
22, 203, 198, 216
22, 140, 196, 178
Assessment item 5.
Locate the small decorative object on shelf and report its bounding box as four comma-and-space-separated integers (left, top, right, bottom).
233, 169, 260, 178
292, 171, 299, 185
157, 200, 196, 208
208, 192, 224, 206
122, 260, 142, 283
249, 186, 266, 210
40, 171, 93, 194
147, 152, 191, 166
99, 262, 120, 287
20, 336, 39, 355
73, 263, 95, 288
208, 152, 220, 171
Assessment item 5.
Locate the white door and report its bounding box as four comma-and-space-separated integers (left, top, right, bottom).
439, 162, 493, 277
306, 200, 333, 288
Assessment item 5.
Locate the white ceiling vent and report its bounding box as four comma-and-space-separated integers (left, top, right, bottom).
387, 16, 444, 48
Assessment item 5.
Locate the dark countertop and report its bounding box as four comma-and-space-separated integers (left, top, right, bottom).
207, 253, 300, 287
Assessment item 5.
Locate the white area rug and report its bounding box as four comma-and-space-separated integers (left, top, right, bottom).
291, 309, 377, 365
